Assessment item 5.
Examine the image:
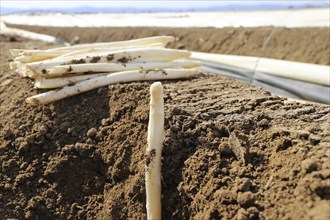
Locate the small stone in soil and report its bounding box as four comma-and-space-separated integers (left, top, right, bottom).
87, 127, 97, 138
101, 118, 110, 126
228, 133, 250, 164
237, 178, 252, 192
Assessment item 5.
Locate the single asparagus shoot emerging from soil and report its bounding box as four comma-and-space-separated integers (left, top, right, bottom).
146, 82, 164, 220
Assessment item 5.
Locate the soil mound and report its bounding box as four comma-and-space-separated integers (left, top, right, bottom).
8, 25, 330, 65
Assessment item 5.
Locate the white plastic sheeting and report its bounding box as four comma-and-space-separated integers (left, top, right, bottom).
191, 52, 330, 86
192, 53, 330, 104
0, 8, 329, 28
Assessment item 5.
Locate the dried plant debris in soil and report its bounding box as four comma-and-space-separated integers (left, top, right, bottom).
1, 74, 329, 219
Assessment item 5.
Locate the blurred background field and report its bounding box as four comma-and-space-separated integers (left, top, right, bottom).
1, 1, 329, 28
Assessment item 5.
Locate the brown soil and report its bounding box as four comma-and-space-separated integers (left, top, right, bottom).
1, 27, 330, 220
8, 24, 330, 65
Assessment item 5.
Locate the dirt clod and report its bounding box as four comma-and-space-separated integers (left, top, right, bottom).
237, 178, 253, 192
301, 158, 319, 173
106, 54, 114, 61
117, 57, 130, 63
70, 58, 86, 64
90, 56, 101, 63
275, 138, 292, 152
237, 192, 256, 207
236, 208, 249, 220
146, 149, 156, 167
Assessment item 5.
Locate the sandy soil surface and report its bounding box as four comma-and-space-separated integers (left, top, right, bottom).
0, 27, 329, 220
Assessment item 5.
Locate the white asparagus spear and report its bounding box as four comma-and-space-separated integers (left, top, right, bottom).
14, 44, 165, 64
47, 60, 202, 77
9, 61, 18, 70
10, 49, 66, 58
26, 68, 200, 105
1, 23, 65, 45
52, 47, 190, 63
146, 82, 164, 220
10, 44, 168, 67
46, 36, 174, 52
15, 55, 56, 63
27, 48, 191, 76
10, 49, 45, 57
54, 43, 165, 59
34, 73, 108, 89
10, 43, 166, 60
37, 61, 202, 87
15, 61, 31, 77
10, 49, 25, 57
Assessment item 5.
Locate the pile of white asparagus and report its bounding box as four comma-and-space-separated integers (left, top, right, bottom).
9, 36, 202, 105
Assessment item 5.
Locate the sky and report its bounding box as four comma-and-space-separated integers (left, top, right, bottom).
1, 0, 328, 10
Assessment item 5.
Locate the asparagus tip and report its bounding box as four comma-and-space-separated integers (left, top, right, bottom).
150, 82, 163, 99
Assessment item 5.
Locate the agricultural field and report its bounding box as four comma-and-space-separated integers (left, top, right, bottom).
0, 25, 329, 219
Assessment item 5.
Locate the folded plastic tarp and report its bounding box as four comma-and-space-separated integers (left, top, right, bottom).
192, 52, 330, 104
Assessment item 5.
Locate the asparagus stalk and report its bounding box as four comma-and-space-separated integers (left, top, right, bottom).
15, 55, 56, 63
9, 61, 18, 70
26, 68, 200, 105
34, 73, 108, 89
37, 61, 201, 87
46, 36, 174, 52
54, 43, 165, 59
15, 62, 31, 77
145, 82, 164, 220
10, 49, 48, 57
1, 22, 65, 45
46, 60, 202, 77
10, 49, 66, 57
10, 43, 165, 61
27, 48, 191, 76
